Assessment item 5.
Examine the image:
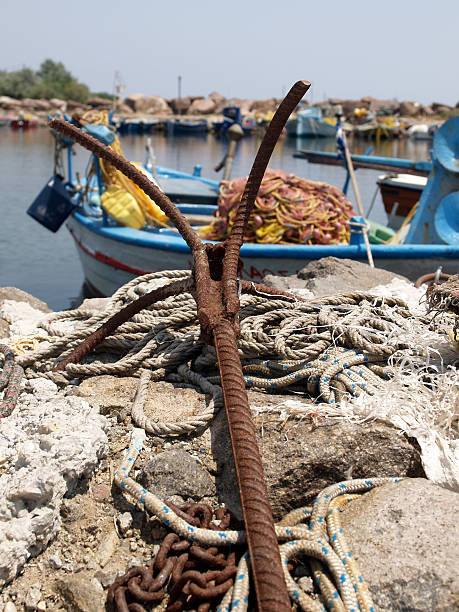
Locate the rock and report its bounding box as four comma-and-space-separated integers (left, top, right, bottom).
0, 299, 48, 338
208, 91, 226, 106
3, 603, 18, 612
0, 288, 51, 313
115, 102, 134, 115
250, 98, 277, 113
94, 569, 117, 588
49, 98, 66, 111
0, 391, 108, 586
24, 584, 41, 610
47, 552, 62, 570
211, 413, 424, 520
431, 102, 453, 114
0, 319, 9, 338
86, 97, 112, 109
66, 99, 90, 112
168, 96, 191, 114
92, 483, 110, 503
56, 574, 105, 612
77, 376, 207, 422
139, 449, 216, 501
95, 529, 119, 567
21, 99, 52, 112
341, 479, 459, 611
399, 100, 423, 117
143, 95, 171, 115
117, 512, 133, 535
0, 96, 22, 109
296, 257, 408, 295
188, 97, 216, 115
360, 96, 400, 116
124, 93, 147, 113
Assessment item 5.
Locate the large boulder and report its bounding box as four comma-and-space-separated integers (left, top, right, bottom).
250, 98, 278, 113
188, 97, 217, 115
264, 257, 408, 296
86, 96, 112, 109
66, 99, 90, 112
21, 98, 52, 111
124, 93, 147, 113
49, 98, 67, 111
143, 95, 172, 115
341, 479, 459, 611
0, 96, 22, 109
168, 96, 191, 114
212, 411, 424, 520
360, 96, 400, 115
399, 100, 423, 117
430, 102, 453, 114
208, 91, 226, 106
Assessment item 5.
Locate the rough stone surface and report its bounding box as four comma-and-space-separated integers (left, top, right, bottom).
0, 288, 51, 313
265, 257, 408, 296
210, 413, 424, 520
341, 479, 459, 611
188, 97, 216, 115
139, 449, 216, 501
56, 574, 105, 612
0, 379, 108, 586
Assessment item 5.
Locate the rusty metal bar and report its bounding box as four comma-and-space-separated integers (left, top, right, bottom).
49, 83, 310, 611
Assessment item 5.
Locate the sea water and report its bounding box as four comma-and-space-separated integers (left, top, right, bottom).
0, 127, 430, 310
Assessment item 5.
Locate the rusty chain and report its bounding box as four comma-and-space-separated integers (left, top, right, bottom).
49, 79, 310, 612
108, 503, 241, 612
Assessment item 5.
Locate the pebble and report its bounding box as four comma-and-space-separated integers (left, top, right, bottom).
117, 512, 133, 535
95, 529, 119, 568
4, 604, 18, 612
92, 483, 111, 503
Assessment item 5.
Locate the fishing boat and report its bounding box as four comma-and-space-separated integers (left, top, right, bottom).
213, 107, 255, 137
28, 117, 458, 298
286, 107, 337, 138
377, 173, 427, 229
294, 148, 432, 229
166, 118, 208, 134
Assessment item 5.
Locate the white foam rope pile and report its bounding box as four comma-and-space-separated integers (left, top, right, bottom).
116, 428, 401, 612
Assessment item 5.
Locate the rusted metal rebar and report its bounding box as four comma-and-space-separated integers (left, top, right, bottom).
49, 80, 310, 611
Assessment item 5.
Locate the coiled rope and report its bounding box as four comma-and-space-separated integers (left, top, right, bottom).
15, 270, 431, 439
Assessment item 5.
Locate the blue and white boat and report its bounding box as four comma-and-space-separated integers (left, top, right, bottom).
28, 118, 458, 297
286, 107, 337, 138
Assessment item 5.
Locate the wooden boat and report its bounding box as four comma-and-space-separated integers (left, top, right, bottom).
377, 173, 427, 229
294, 148, 432, 228
286, 107, 337, 138
166, 118, 208, 134
28, 118, 459, 297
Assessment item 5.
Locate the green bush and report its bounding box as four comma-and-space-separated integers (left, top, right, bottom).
0, 59, 91, 102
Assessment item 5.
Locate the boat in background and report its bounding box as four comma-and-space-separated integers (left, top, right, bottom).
166, 118, 208, 134
377, 173, 427, 229
0, 113, 13, 127
286, 106, 337, 138
294, 148, 432, 229
213, 106, 255, 137
115, 117, 161, 135
10, 113, 38, 129
27, 117, 459, 297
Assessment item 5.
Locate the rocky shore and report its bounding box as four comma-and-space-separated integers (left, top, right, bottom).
0, 260, 458, 611
1, 91, 457, 129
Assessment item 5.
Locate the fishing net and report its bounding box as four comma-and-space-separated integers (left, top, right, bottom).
198, 168, 355, 244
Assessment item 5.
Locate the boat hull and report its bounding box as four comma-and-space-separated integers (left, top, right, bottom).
67, 213, 459, 298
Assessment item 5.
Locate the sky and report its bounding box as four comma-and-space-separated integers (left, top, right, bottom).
2, 0, 458, 106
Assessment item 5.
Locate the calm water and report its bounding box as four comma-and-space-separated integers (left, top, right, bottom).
0, 127, 431, 311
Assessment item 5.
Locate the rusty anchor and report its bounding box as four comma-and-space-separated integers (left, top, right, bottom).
49, 79, 310, 612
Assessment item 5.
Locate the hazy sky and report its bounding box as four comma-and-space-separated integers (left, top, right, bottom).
2, 0, 458, 105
